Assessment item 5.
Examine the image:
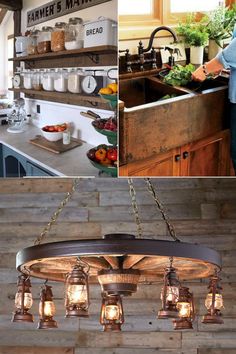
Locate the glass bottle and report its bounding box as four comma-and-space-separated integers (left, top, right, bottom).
32, 70, 43, 91
68, 68, 84, 93
42, 69, 55, 91
65, 17, 84, 50
54, 68, 68, 92
23, 69, 33, 90
51, 22, 66, 52
27, 30, 39, 55
37, 27, 53, 54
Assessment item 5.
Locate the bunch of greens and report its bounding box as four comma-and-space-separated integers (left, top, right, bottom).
177, 14, 209, 47
204, 5, 236, 46
163, 64, 195, 86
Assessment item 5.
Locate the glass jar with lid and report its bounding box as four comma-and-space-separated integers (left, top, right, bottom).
23, 70, 33, 89
42, 69, 55, 91
68, 68, 84, 93
27, 30, 40, 55
54, 68, 68, 92
65, 17, 84, 50
51, 22, 66, 52
37, 27, 53, 54
32, 70, 43, 91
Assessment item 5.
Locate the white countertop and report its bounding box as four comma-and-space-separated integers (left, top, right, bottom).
0, 124, 99, 177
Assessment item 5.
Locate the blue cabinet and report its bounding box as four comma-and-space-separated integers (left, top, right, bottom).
0, 144, 56, 177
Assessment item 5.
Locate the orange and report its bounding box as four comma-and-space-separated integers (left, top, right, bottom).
107, 83, 118, 93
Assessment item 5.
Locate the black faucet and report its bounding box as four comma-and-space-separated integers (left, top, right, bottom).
138, 26, 178, 55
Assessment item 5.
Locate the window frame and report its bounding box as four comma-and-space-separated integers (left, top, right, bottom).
119, 0, 235, 41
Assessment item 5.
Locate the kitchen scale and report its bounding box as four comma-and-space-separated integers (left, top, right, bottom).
7, 98, 27, 133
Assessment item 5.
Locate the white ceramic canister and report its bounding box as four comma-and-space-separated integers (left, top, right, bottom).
15, 36, 29, 57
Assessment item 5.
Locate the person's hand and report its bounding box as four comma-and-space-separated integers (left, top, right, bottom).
192, 66, 206, 82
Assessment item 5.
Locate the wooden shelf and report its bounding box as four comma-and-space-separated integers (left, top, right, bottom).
9, 45, 118, 68
9, 88, 110, 109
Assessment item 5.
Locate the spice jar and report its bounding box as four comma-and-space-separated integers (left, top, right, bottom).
68, 68, 84, 93
32, 70, 43, 91
37, 27, 53, 54
23, 70, 33, 89
65, 17, 84, 50
51, 22, 66, 52
54, 69, 68, 92
42, 69, 55, 91
27, 30, 39, 55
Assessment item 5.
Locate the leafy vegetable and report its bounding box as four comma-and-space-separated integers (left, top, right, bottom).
158, 94, 177, 101
163, 64, 195, 87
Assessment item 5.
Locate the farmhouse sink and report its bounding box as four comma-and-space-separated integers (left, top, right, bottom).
119, 73, 229, 165
119, 76, 191, 109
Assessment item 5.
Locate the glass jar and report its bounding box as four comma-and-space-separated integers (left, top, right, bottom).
42, 69, 55, 91
68, 68, 84, 93
27, 30, 39, 55
54, 69, 68, 92
23, 70, 33, 89
32, 70, 43, 91
37, 27, 53, 54
65, 17, 84, 50
51, 22, 66, 52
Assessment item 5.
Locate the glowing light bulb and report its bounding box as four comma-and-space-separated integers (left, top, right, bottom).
105, 305, 120, 321
67, 284, 87, 304
205, 293, 223, 310
39, 301, 56, 317
177, 302, 191, 318
15, 292, 33, 310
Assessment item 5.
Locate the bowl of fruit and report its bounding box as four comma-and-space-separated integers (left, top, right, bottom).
99, 83, 118, 110
92, 117, 117, 145
87, 144, 117, 177
41, 123, 68, 142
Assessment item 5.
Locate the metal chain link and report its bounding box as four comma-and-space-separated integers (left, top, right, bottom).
128, 178, 143, 238
34, 178, 80, 245
144, 178, 180, 242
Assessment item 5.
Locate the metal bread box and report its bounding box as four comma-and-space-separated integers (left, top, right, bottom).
84, 17, 117, 48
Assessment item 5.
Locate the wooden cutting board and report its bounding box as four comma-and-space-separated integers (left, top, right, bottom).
30, 135, 83, 154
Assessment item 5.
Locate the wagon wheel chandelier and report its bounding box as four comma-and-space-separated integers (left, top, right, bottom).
13, 178, 224, 331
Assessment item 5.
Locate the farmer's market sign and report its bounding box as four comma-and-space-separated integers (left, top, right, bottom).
27, 0, 112, 27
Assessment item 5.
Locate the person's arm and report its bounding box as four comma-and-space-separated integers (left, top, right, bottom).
192, 58, 223, 82
192, 37, 236, 82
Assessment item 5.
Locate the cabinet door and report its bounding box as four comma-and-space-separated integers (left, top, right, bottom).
180, 130, 231, 176
26, 161, 55, 176
2, 145, 27, 177
119, 149, 181, 177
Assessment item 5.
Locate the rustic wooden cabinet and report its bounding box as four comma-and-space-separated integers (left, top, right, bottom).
119, 130, 231, 177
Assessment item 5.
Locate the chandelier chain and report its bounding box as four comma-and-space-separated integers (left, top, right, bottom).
128, 178, 142, 238
34, 179, 80, 245
144, 178, 180, 242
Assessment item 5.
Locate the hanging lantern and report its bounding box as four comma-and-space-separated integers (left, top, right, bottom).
100, 293, 124, 332
65, 264, 89, 318
158, 264, 180, 319
173, 286, 194, 330
202, 273, 224, 324
38, 284, 57, 329
12, 274, 33, 323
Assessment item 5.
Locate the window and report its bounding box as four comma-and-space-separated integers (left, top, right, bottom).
170, 0, 224, 13
119, 0, 153, 16
119, 0, 233, 40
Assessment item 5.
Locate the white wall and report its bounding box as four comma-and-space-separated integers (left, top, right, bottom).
0, 12, 13, 96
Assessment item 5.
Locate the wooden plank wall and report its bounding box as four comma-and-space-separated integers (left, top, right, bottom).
0, 178, 235, 354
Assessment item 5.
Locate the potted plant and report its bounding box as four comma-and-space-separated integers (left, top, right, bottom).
177, 15, 209, 65
205, 5, 236, 60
